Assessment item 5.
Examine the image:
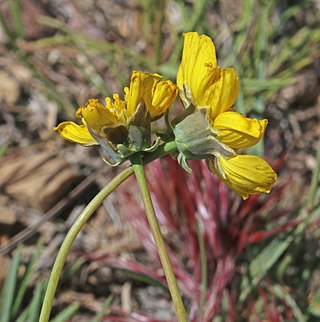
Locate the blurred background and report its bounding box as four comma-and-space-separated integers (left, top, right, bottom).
0, 0, 319, 321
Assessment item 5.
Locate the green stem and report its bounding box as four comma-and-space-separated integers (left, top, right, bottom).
39, 167, 133, 322
307, 141, 320, 209
143, 140, 177, 163
39, 140, 178, 322
130, 153, 188, 322
154, 0, 165, 65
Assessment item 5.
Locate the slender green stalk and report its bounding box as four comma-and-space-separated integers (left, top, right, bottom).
307, 141, 320, 208
130, 153, 187, 322
154, 0, 165, 65
39, 167, 134, 322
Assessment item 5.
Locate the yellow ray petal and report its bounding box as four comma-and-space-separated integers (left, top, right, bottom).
54, 121, 97, 146
76, 99, 118, 133
208, 155, 277, 199
203, 68, 240, 120
177, 32, 217, 108
213, 111, 268, 149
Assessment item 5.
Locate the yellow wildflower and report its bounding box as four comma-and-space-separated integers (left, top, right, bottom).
176, 32, 276, 199
55, 70, 177, 164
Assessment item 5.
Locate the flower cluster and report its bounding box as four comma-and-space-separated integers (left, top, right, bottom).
55, 71, 177, 164
55, 32, 277, 199
174, 32, 276, 199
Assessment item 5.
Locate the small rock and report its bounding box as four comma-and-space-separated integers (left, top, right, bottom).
0, 71, 20, 105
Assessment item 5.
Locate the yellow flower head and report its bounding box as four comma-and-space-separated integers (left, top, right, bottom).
175, 32, 277, 199
55, 70, 177, 164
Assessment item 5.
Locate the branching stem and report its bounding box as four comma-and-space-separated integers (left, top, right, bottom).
39, 140, 178, 322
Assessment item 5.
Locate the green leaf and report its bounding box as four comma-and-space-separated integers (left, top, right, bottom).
28, 282, 46, 322
12, 241, 43, 316
15, 305, 30, 322
60, 259, 84, 284
15, 282, 47, 322
308, 288, 320, 317
307, 141, 320, 208
92, 296, 113, 322
9, 0, 25, 39
116, 268, 167, 292
49, 303, 80, 322
0, 245, 22, 322
240, 233, 293, 302
272, 284, 305, 322
249, 236, 293, 280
